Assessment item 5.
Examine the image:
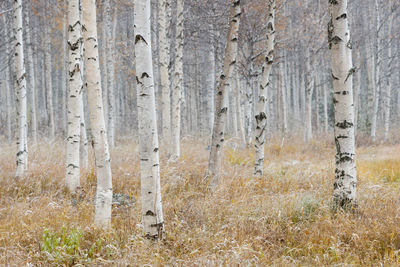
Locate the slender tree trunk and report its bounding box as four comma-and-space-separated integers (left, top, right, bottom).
61, 11, 68, 135
383, 12, 394, 141
353, 51, 361, 131
280, 61, 288, 134
25, 6, 38, 145
254, 0, 275, 176
305, 55, 314, 143
14, 0, 28, 177
65, 0, 83, 192
3, 15, 13, 142
80, 94, 88, 169
370, 0, 380, 142
45, 22, 55, 139
159, 0, 171, 144
328, 0, 357, 209
171, 0, 184, 160
207, 0, 241, 187
104, 0, 115, 148
323, 78, 329, 133
207, 28, 216, 132
134, 0, 164, 239
235, 70, 246, 145
82, 0, 113, 227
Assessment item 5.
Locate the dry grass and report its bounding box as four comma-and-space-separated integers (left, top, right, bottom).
1, 136, 400, 266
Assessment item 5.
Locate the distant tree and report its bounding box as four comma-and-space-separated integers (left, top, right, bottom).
171, 0, 184, 160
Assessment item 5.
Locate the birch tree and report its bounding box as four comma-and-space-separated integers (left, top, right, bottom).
82, 0, 113, 227
159, 0, 171, 143
328, 0, 357, 209
206, 0, 241, 188
254, 0, 275, 176
171, 0, 184, 160
66, 0, 83, 192
134, 0, 164, 238
14, 0, 28, 177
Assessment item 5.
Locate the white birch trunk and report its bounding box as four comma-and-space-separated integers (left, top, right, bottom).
323, 79, 329, 133
14, 0, 28, 177
82, 0, 113, 227
383, 12, 394, 141
80, 93, 88, 169
280, 61, 288, 134
370, 0, 380, 142
159, 0, 171, 143
305, 55, 314, 143
207, 0, 241, 187
25, 8, 38, 145
235, 70, 246, 145
254, 0, 275, 176
105, 0, 115, 148
328, 0, 357, 209
171, 0, 184, 160
2, 15, 12, 142
134, 0, 164, 239
45, 22, 55, 140
66, 0, 83, 192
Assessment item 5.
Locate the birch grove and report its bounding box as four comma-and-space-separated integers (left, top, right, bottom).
1, 0, 400, 255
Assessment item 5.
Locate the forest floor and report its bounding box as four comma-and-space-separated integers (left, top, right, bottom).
1, 136, 400, 266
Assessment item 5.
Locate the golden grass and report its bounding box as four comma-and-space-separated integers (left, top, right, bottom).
1, 137, 400, 265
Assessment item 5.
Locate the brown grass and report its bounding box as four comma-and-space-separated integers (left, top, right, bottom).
1, 136, 400, 266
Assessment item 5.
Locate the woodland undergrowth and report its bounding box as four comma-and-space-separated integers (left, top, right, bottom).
1, 134, 400, 265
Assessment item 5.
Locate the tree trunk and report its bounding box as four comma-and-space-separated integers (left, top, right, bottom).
206, 0, 241, 187
171, 0, 184, 160
65, 0, 83, 192
254, 0, 275, 176
14, 0, 28, 177
82, 0, 113, 227
25, 5, 38, 145
134, 0, 164, 239
328, 0, 357, 209
45, 22, 55, 140
104, 0, 115, 148
3, 14, 13, 142
305, 54, 314, 143
159, 0, 171, 144
370, 0, 380, 142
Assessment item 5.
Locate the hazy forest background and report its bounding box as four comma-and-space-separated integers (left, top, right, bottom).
1, 0, 400, 265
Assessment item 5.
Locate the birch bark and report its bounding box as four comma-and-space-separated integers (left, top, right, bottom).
254, 0, 275, 176
134, 0, 164, 238
159, 0, 171, 143
328, 0, 357, 209
82, 0, 113, 227
207, 0, 241, 187
14, 0, 28, 177
171, 0, 184, 160
66, 0, 83, 192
